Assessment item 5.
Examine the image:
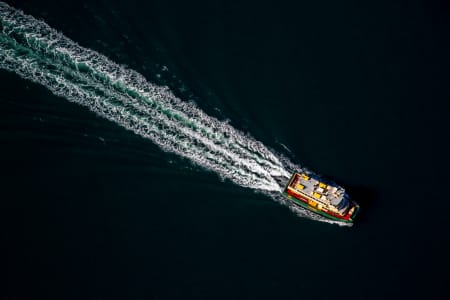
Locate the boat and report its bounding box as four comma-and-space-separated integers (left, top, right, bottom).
282, 172, 360, 223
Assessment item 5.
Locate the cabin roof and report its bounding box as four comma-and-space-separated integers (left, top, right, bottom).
287, 173, 344, 206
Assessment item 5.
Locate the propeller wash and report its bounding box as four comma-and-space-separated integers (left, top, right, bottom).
0, 2, 350, 225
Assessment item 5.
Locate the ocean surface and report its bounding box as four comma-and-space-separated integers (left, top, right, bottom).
2, 0, 449, 299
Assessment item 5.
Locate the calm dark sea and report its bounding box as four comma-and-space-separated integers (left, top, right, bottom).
2, 0, 449, 299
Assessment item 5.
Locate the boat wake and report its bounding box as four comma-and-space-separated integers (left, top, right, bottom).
0, 2, 350, 226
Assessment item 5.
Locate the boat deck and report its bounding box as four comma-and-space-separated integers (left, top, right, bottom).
287, 173, 345, 207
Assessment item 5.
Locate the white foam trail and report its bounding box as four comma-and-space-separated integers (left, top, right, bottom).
0, 2, 289, 191
0, 2, 350, 225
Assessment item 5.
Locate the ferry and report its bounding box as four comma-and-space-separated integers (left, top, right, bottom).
282, 172, 359, 223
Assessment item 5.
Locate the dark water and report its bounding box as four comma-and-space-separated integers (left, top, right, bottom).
2, 0, 449, 299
